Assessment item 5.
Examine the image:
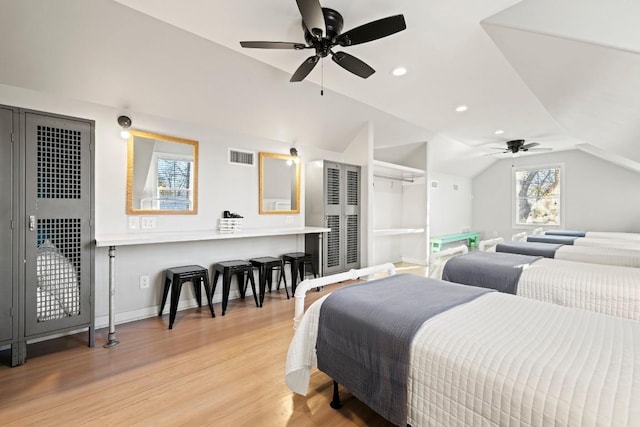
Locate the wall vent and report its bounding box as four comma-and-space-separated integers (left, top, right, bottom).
228, 148, 255, 166
453, 184, 459, 191
431, 180, 439, 189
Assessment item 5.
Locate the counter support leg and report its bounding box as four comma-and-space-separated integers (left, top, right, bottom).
103, 245, 120, 348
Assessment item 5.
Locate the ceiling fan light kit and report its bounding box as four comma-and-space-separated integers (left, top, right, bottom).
240, 0, 406, 83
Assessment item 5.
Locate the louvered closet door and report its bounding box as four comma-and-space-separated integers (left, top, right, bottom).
324, 162, 344, 275
0, 107, 14, 342
343, 165, 360, 270
23, 113, 93, 336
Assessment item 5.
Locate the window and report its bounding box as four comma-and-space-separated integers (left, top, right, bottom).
156, 157, 193, 210
513, 164, 562, 226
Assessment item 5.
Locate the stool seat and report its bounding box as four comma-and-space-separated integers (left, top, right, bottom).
282, 252, 317, 295
159, 265, 215, 329
212, 260, 258, 315
250, 257, 289, 306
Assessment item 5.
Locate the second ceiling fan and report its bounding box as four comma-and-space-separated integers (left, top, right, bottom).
240, 0, 406, 82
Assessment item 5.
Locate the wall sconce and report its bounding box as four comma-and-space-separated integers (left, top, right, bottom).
118, 115, 132, 139
288, 147, 299, 165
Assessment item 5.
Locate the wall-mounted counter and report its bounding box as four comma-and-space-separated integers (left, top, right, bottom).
95, 226, 329, 348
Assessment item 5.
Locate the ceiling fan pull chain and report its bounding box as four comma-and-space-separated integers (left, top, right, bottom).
321, 58, 324, 96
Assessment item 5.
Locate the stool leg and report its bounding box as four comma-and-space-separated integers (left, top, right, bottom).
222, 270, 232, 316
212, 270, 220, 295
202, 272, 215, 318
169, 279, 182, 329
193, 278, 202, 307
159, 276, 171, 316
246, 270, 259, 307
279, 265, 290, 299
259, 266, 268, 307
237, 271, 247, 299
290, 261, 299, 296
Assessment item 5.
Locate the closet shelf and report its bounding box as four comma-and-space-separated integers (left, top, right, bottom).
373, 160, 425, 181
373, 228, 425, 237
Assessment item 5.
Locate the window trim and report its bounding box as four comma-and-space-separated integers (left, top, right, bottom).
511, 162, 564, 229
152, 151, 195, 211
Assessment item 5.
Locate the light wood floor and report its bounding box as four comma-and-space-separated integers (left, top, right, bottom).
0, 264, 427, 426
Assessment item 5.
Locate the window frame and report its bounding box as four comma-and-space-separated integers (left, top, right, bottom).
152, 152, 195, 211
511, 162, 564, 229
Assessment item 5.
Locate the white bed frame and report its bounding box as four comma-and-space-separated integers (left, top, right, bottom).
478, 237, 504, 251
293, 263, 396, 329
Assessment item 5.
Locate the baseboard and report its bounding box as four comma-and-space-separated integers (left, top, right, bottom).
400, 257, 427, 266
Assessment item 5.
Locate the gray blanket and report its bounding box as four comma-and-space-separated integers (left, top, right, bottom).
527, 234, 578, 245
545, 229, 586, 237
496, 241, 562, 258
443, 251, 541, 294
316, 274, 492, 426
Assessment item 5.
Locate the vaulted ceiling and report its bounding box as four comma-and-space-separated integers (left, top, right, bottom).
1, 0, 639, 177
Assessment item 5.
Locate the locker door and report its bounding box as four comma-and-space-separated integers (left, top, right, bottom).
323, 162, 344, 275
23, 113, 93, 336
0, 107, 15, 342
343, 165, 360, 270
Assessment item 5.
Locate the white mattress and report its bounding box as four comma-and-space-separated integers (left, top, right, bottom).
574, 237, 640, 251
556, 245, 640, 268
518, 258, 640, 321
286, 291, 640, 426
585, 231, 640, 241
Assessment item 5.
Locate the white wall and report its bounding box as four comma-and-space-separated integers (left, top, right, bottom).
0, 83, 326, 328
429, 172, 474, 237
473, 149, 640, 241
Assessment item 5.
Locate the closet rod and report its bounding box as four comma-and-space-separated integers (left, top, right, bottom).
374, 173, 414, 183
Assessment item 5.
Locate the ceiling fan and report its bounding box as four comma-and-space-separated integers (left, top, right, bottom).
486, 139, 553, 155
239, 0, 406, 82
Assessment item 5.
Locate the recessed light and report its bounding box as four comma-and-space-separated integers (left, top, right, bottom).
455, 105, 468, 112
392, 67, 407, 76
494, 129, 504, 135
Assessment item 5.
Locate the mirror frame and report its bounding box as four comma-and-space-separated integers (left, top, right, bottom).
126, 130, 199, 215
259, 152, 301, 215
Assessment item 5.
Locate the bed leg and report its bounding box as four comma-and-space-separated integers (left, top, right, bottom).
330, 380, 343, 409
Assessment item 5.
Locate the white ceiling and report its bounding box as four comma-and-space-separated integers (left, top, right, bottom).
2, 0, 639, 176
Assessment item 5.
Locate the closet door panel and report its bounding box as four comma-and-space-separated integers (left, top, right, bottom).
324, 162, 344, 275
0, 107, 14, 342
23, 113, 92, 336
344, 165, 360, 270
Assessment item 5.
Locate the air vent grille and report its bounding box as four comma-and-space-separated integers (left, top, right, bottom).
326, 167, 340, 205
346, 215, 359, 264
347, 170, 359, 205
431, 180, 439, 189
37, 125, 82, 199
326, 215, 340, 268
228, 149, 255, 166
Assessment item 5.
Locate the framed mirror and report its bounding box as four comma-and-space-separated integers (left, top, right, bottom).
259, 152, 300, 214
126, 130, 198, 215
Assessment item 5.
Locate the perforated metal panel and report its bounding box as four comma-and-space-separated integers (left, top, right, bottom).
326, 167, 340, 205
36, 126, 82, 199
24, 113, 93, 337
347, 170, 359, 206
326, 215, 341, 268
346, 215, 359, 265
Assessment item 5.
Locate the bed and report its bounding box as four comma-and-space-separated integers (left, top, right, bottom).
286, 265, 640, 426
514, 231, 640, 251
480, 237, 640, 268
430, 246, 640, 321
544, 229, 640, 241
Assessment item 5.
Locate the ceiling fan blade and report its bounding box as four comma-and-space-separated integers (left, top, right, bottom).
522, 142, 540, 150
290, 55, 319, 82
337, 15, 406, 46
332, 51, 375, 78
296, 0, 326, 38
240, 41, 307, 49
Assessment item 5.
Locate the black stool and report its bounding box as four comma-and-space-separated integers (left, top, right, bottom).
212, 260, 258, 315
282, 252, 318, 295
159, 265, 215, 330
250, 257, 289, 306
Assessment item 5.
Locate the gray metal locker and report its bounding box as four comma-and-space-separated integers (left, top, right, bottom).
0, 107, 17, 350
1, 106, 95, 366
306, 160, 361, 275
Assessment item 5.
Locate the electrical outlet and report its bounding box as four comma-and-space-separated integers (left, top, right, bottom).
286, 215, 293, 224
140, 216, 156, 229
139, 275, 150, 289
128, 216, 140, 230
